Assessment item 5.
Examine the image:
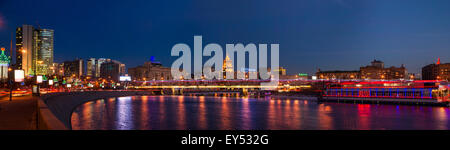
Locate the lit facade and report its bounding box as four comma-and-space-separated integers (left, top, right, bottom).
128, 61, 171, 81
95, 58, 109, 78
35, 29, 54, 75
63, 59, 83, 77
100, 60, 126, 82
316, 70, 360, 80
422, 59, 450, 81
15, 25, 54, 76
360, 60, 407, 80
316, 60, 407, 80
15, 25, 34, 76
86, 58, 96, 77
222, 55, 233, 79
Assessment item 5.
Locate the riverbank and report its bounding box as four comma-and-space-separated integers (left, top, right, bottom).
41, 91, 155, 129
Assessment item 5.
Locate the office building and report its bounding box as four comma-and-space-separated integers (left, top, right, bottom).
15, 25, 34, 75
15, 24, 54, 76
95, 58, 109, 78
35, 29, 54, 75
86, 58, 96, 77
63, 59, 83, 78
100, 60, 126, 82
422, 58, 450, 81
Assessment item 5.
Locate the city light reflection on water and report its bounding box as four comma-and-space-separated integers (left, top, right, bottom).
71, 96, 450, 130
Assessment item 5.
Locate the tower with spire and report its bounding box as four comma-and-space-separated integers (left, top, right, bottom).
222, 55, 233, 79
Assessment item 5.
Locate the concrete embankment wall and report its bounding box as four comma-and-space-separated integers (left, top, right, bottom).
38, 91, 153, 130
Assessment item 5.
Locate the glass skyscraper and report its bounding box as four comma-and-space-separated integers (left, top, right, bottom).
15, 24, 54, 76
36, 29, 54, 75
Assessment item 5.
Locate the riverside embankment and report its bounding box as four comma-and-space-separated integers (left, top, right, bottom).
39, 91, 153, 129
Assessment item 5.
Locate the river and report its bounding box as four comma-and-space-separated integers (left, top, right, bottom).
71, 96, 450, 130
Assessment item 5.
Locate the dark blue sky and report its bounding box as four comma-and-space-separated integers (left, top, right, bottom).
1, 0, 449, 75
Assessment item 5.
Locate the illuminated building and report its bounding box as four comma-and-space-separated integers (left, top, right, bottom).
86, 58, 96, 77
316, 60, 406, 80
278, 67, 286, 76
15, 25, 34, 75
35, 29, 54, 75
63, 59, 84, 77
15, 24, 54, 76
360, 60, 407, 80
128, 60, 171, 81
56, 63, 64, 76
316, 70, 360, 80
83, 58, 112, 78
100, 60, 126, 82
422, 58, 450, 81
279, 74, 299, 80
408, 73, 421, 80
49, 62, 59, 75
222, 55, 233, 79
0, 47, 10, 81
95, 58, 109, 77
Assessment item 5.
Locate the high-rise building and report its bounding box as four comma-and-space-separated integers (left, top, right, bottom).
15, 25, 34, 76
100, 60, 125, 82
63, 59, 83, 78
86, 58, 96, 77
86, 58, 123, 78
95, 58, 109, 78
36, 29, 54, 75
15, 24, 54, 76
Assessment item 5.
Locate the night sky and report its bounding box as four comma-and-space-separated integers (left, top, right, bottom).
0, 0, 450, 75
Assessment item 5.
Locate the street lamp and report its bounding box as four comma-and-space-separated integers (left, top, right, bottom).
8, 67, 12, 101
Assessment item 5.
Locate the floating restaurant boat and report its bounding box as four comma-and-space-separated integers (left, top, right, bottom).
322, 80, 450, 106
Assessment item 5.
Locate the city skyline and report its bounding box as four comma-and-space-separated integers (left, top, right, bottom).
1, 0, 450, 75
1, 0, 450, 144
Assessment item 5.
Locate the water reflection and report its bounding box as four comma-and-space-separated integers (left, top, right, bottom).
357, 104, 371, 130
140, 96, 149, 129
198, 96, 207, 129
71, 96, 450, 130
241, 97, 251, 129
116, 97, 133, 130
220, 96, 231, 130
176, 96, 186, 130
